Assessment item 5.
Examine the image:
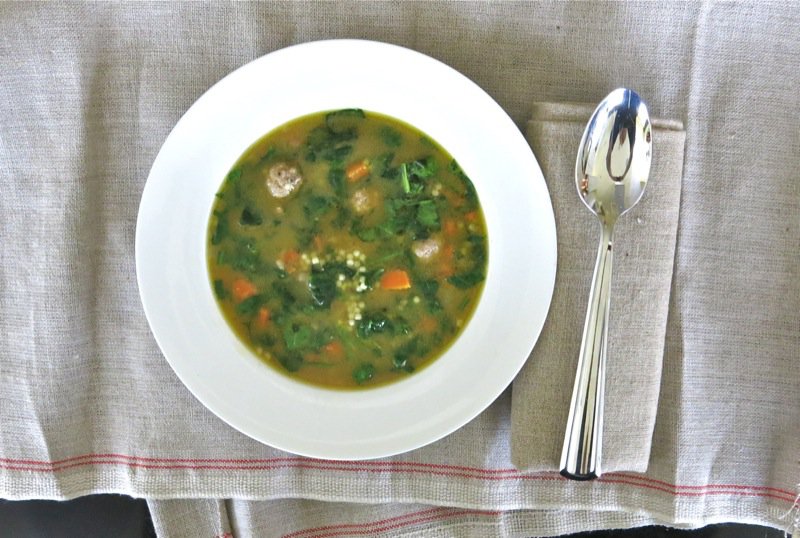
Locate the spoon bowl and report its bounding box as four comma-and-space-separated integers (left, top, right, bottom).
560, 88, 652, 480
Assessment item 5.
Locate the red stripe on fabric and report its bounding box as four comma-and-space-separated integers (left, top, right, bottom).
1, 454, 795, 504
604, 472, 793, 495
0, 454, 527, 473
291, 509, 502, 538
282, 507, 446, 538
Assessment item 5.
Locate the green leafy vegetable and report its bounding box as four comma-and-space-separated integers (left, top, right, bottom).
284, 324, 313, 350
363, 268, 385, 289
259, 147, 277, 162
393, 337, 419, 372
352, 362, 375, 384
230, 240, 261, 272
240, 207, 263, 226
328, 166, 346, 196
409, 158, 437, 179
325, 108, 366, 134
356, 312, 393, 338
237, 294, 264, 315
447, 234, 487, 289
304, 195, 333, 221
213, 279, 227, 300
382, 196, 441, 239
277, 352, 304, 372
211, 211, 228, 245
377, 152, 395, 178
271, 281, 297, 307
308, 269, 339, 309
399, 163, 411, 193
380, 126, 402, 147
226, 168, 242, 185
415, 199, 439, 228
449, 159, 478, 204
418, 278, 443, 313
447, 270, 485, 289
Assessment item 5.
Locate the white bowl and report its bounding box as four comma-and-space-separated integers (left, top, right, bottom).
136, 40, 557, 460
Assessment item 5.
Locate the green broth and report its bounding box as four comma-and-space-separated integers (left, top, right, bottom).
207, 109, 487, 389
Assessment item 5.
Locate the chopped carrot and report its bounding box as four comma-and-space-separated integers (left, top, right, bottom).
443, 218, 458, 236
232, 278, 258, 302
464, 211, 479, 223
380, 269, 412, 290
256, 307, 270, 329
419, 316, 438, 334
323, 340, 346, 361
281, 249, 301, 272
345, 159, 371, 182
438, 245, 455, 278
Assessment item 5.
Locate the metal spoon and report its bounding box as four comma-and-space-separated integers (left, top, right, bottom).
560, 88, 652, 480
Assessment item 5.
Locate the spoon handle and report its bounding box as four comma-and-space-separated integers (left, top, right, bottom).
560, 223, 614, 480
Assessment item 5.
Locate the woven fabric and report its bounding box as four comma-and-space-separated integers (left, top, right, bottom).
0, 2, 797, 537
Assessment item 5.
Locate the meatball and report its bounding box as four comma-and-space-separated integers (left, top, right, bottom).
350, 188, 378, 215
412, 237, 441, 260
265, 162, 303, 198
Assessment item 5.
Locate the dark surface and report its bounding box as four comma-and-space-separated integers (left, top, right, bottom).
0, 495, 790, 538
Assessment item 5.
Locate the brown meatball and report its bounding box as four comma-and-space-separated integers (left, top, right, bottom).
350, 188, 379, 215
412, 237, 441, 260
265, 162, 303, 198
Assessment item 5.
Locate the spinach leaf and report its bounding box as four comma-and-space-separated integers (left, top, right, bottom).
226, 168, 242, 185
254, 333, 276, 348
377, 152, 396, 178
352, 362, 375, 384
308, 264, 343, 309
393, 337, 418, 372
351, 218, 379, 242
380, 126, 402, 147
213, 279, 227, 300
230, 240, 261, 272
305, 127, 355, 163
449, 159, 478, 204
304, 195, 333, 221
418, 278, 443, 313
325, 261, 357, 278
211, 210, 229, 245
308, 274, 337, 309
259, 146, 277, 162
363, 268, 385, 289
447, 234, 487, 289
416, 199, 439, 229
240, 207, 263, 226
283, 324, 313, 351
271, 281, 297, 307
328, 166, 346, 196
237, 294, 264, 315
409, 157, 437, 179
399, 163, 411, 194
382, 197, 440, 239
356, 312, 393, 338
325, 108, 365, 134
356, 227, 378, 242
277, 352, 304, 372
447, 270, 485, 289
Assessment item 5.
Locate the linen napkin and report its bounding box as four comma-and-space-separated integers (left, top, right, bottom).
511, 102, 686, 473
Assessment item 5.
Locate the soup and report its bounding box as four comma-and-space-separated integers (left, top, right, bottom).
207, 109, 487, 389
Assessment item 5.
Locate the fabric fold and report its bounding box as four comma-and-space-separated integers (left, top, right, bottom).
510, 102, 686, 473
